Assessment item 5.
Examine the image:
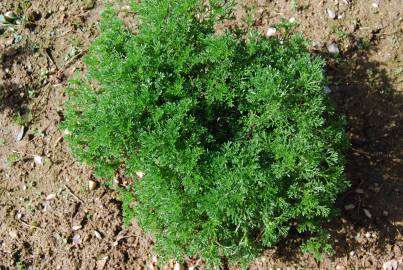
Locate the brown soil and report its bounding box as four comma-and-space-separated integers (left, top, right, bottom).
0, 0, 402, 269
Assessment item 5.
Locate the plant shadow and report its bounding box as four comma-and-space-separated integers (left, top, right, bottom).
267, 36, 403, 268
326, 40, 403, 262
0, 46, 35, 116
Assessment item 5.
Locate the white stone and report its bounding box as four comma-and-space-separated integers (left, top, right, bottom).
97, 256, 109, 270
174, 262, 185, 270
363, 208, 372, 218
15, 126, 25, 141
266, 27, 277, 37
88, 180, 97, 190
327, 9, 336, 19
9, 230, 18, 239
136, 171, 145, 179
46, 193, 56, 201
72, 234, 81, 244
72, 225, 82, 231
34, 155, 43, 165
94, 230, 102, 239
327, 43, 340, 54
383, 260, 399, 270
63, 129, 71, 136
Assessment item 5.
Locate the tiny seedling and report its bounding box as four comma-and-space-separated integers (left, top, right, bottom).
357, 37, 370, 50
28, 88, 37, 98
82, 0, 96, 10
68, 35, 82, 48
64, 47, 81, 62
26, 42, 40, 53
335, 29, 350, 39
14, 112, 33, 126
6, 152, 21, 165
30, 129, 45, 138
16, 261, 26, 270
16, 0, 32, 15
13, 33, 23, 43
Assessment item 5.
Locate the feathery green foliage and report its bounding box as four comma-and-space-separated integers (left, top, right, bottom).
62, 0, 348, 268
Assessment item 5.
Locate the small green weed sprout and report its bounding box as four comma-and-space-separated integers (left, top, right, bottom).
14, 112, 33, 126
62, 0, 348, 268
6, 152, 21, 165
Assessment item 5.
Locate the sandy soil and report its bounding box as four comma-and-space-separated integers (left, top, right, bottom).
0, 0, 402, 269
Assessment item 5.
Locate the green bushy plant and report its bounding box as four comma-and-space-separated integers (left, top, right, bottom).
62, 0, 349, 268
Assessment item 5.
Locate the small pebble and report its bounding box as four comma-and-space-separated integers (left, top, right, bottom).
174, 262, 185, 270
324, 85, 332, 94
59, 14, 65, 23
4, 11, 17, 23
327, 9, 337, 19
372, 3, 379, 8
34, 155, 43, 165
312, 41, 323, 49
88, 180, 97, 191
136, 171, 145, 179
0, 14, 6, 24
289, 17, 296, 23
42, 200, 51, 211
363, 208, 372, 218
383, 210, 389, 216
46, 193, 56, 201
6, 36, 14, 46
121, 5, 131, 11
344, 204, 355, 210
9, 230, 18, 239
63, 129, 71, 136
327, 43, 340, 54
94, 230, 102, 239
97, 256, 109, 270
266, 27, 277, 37
72, 234, 81, 244
383, 259, 399, 270
72, 225, 82, 231
15, 126, 25, 142
355, 188, 364, 194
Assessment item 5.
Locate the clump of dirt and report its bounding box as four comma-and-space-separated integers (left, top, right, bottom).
0, 0, 402, 269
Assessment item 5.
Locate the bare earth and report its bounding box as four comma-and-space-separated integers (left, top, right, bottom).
0, 0, 402, 269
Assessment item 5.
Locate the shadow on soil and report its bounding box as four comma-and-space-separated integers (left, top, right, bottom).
272, 38, 403, 266
328, 42, 403, 258
0, 46, 35, 116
